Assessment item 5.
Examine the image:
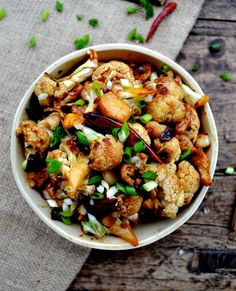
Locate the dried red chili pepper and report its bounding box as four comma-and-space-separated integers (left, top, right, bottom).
146, 2, 177, 42
84, 112, 163, 164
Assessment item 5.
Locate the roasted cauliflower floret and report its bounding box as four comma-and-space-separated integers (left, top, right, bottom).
176, 161, 200, 205
154, 137, 181, 163
157, 71, 185, 100
158, 174, 185, 219
120, 164, 135, 186
38, 112, 61, 130
186, 107, 200, 143
16, 120, 50, 153
145, 121, 167, 139
92, 60, 135, 83
34, 75, 56, 106
117, 195, 143, 218
146, 95, 186, 123
89, 135, 123, 171
129, 123, 151, 145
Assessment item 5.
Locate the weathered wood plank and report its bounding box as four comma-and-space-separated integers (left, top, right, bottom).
199, 0, 236, 21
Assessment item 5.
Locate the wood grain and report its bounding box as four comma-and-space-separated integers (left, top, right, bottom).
69, 0, 236, 290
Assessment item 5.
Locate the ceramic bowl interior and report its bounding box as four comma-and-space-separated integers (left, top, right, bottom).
11, 44, 218, 250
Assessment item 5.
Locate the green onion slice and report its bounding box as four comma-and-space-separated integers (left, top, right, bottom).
123, 146, 132, 163
160, 64, 169, 73
138, 100, 147, 108
112, 127, 120, 138
28, 36, 37, 49
220, 72, 231, 82
209, 43, 221, 53
91, 192, 104, 199
88, 175, 102, 185
76, 15, 84, 21
127, 6, 138, 14
118, 122, 130, 142
142, 170, 157, 179
61, 217, 71, 225
50, 125, 65, 148
76, 130, 89, 146
192, 64, 200, 72
93, 81, 102, 96
143, 181, 158, 192
41, 9, 50, 21
0, 8, 7, 20
89, 18, 99, 27
134, 140, 146, 152
59, 210, 73, 218
115, 182, 126, 193
225, 166, 234, 175
55, 1, 64, 12
128, 28, 137, 41
74, 34, 90, 50
179, 147, 191, 161
125, 185, 137, 196
140, 113, 152, 124
74, 99, 86, 106
46, 158, 62, 174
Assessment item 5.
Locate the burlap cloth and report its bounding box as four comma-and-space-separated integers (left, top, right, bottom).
0, 0, 204, 290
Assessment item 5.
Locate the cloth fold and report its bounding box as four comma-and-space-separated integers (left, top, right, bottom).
0, 0, 204, 290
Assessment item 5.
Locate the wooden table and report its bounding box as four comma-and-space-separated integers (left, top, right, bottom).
69, 1, 236, 289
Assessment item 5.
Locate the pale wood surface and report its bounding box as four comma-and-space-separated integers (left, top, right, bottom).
69, 0, 236, 290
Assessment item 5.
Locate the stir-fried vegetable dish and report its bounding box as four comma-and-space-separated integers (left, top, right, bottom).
16, 49, 212, 246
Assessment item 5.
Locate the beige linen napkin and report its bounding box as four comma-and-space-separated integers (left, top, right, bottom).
0, 0, 204, 290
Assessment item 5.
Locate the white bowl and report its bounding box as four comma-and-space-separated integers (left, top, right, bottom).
11, 44, 218, 250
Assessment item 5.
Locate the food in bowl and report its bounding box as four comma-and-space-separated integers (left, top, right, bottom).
15, 48, 212, 246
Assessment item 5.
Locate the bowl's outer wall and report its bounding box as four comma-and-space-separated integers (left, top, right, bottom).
11, 44, 218, 250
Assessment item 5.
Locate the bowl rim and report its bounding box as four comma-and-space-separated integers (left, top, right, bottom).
11, 43, 218, 250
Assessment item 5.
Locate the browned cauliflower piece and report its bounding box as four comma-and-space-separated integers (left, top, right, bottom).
120, 164, 135, 186
129, 123, 151, 145
34, 75, 57, 107
154, 137, 181, 163
186, 107, 200, 143
89, 135, 123, 171
16, 120, 50, 153
145, 121, 167, 139
38, 112, 61, 130
146, 95, 186, 123
117, 195, 143, 218
176, 160, 200, 205
157, 71, 185, 100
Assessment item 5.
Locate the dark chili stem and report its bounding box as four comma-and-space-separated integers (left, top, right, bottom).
146, 2, 177, 42
84, 112, 163, 164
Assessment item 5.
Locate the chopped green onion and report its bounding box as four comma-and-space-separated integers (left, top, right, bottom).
74, 99, 86, 106
192, 64, 200, 72
112, 127, 120, 138
50, 125, 65, 148
88, 175, 102, 185
61, 216, 71, 225
127, 6, 138, 14
59, 210, 73, 218
125, 185, 137, 196
123, 146, 132, 163
41, 9, 50, 21
93, 81, 102, 96
140, 113, 152, 124
82, 213, 108, 238
91, 192, 104, 199
225, 166, 234, 175
128, 28, 137, 41
128, 28, 144, 43
118, 122, 130, 142
115, 182, 126, 194
134, 140, 146, 152
89, 18, 99, 27
139, 0, 154, 20
143, 181, 158, 192
76, 14, 84, 21
76, 130, 89, 146
22, 159, 27, 171
86, 133, 98, 141
209, 43, 221, 53
115, 183, 137, 196
0, 8, 7, 20
160, 64, 169, 74
55, 1, 64, 12
220, 72, 231, 82
179, 147, 191, 161
136, 33, 144, 43
142, 170, 157, 179
46, 158, 62, 174
74, 34, 90, 49
138, 100, 147, 108
28, 36, 37, 49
